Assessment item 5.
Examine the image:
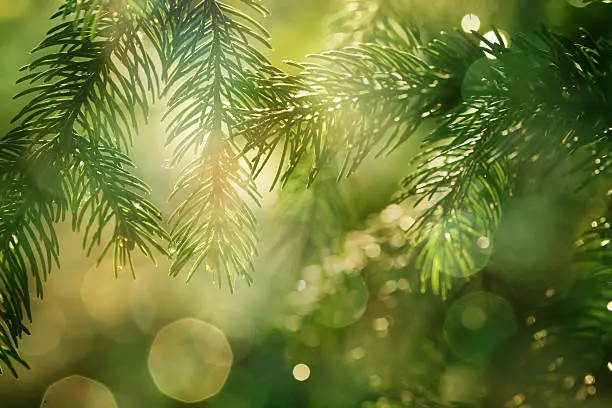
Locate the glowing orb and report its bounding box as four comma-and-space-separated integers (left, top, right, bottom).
444, 292, 517, 364
480, 30, 509, 59
292, 364, 311, 381
461, 14, 481, 33
148, 318, 233, 402
41, 375, 117, 408
315, 274, 369, 328
21, 301, 65, 357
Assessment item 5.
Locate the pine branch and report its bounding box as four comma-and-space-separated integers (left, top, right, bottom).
327, 0, 420, 48
0, 147, 65, 375
396, 28, 612, 294
555, 199, 612, 345
0, 0, 167, 375
398, 101, 514, 295
10, 0, 159, 152
67, 135, 168, 277
243, 31, 482, 185
246, 26, 612, 296
162, 0, 278, 288
492, 196, 612, 408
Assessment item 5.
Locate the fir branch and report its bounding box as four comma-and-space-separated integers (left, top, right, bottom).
327, 0, 420, 48
0, 151, 65, 375
500, 198, 612, 408
10, 0, 159, 152
0, 0, 166, 375
396, 28, 612, 294
243, 31, 482, 185
557, 199, 612, 344
162, 0, 276, 288
67, 135, 169, 277
398, 101, 514, 295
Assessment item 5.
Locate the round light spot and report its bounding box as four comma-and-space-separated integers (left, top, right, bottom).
315, 274, 369, 328
297, 280, 307, 291
373, 317, 389, 331
445, 292, 517, 364
381, 204, 403, 223
461, 14, 481, 33
476, 236, 490, 249
460, 305, 487, 331
41, 375, 117, 408
148, 318, 233, 402
365, 243, 382, 258
292, 364, 310, 381
607, 362, 612, 371
21, 301, 65, 357
607, 301, 612, 311
480, 30, 509, 59
434, 212, 493, 278
399, 216, 415, 231
350, 347, 366, 360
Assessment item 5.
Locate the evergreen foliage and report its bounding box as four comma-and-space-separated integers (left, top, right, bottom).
0, 2, 610, 407
159, 0, 273, 287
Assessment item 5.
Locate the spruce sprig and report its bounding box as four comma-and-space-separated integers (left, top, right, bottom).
328, 0, 421, 48
398, 28, 612, 294
0, 0, 167, 374
243, 31, 481, 184
161, 0, 277, 288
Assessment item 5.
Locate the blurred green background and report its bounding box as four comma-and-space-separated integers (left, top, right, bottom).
1, 1, 612, 407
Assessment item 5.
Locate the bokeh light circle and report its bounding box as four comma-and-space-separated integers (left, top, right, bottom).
80, 264, 132, 326
41, 375, 117, 408
444, 292, 517, 364
480, 30, 509, 59
21, 301, 66, 357
461, 14, 480, 33
293, 363, 311, 381
434, 211, 494, 278
315, 274, 369, 328
148, 318, 233, 403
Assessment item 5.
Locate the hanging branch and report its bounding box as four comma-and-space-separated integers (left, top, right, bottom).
397, 28, 612, 294
242, 31, 482, 187
0, 0, 168, 375
161, 0, 280, 289
327, 0, 420, 48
